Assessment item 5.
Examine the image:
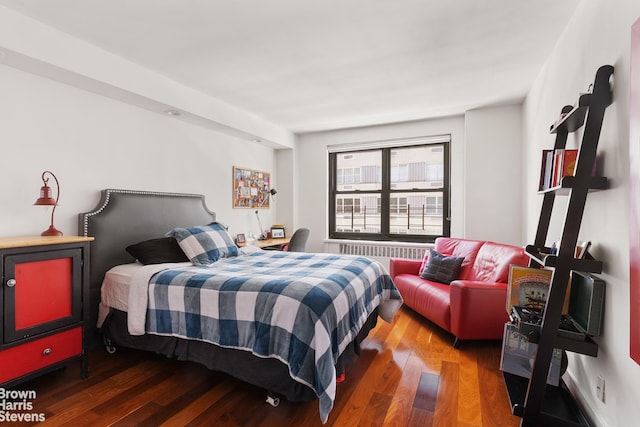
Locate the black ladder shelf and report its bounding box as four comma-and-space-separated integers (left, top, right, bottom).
503, 64, 614, 427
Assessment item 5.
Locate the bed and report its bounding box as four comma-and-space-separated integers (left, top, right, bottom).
79, 189, 402, 423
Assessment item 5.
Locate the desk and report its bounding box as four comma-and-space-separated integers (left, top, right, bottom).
238, 237, 291, 250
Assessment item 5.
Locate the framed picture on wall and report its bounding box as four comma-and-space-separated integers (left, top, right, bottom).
233, 166, 271, 208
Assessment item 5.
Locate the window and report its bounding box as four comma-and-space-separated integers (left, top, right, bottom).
329, 136, 450, 242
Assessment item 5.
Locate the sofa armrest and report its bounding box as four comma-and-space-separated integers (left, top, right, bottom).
449, 280, 510, 341
389, 258, 422, 279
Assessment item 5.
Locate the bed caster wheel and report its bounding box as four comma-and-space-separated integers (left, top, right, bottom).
102, 335, 116, 354
266, 394, 280, 407
104, 337, 116, 354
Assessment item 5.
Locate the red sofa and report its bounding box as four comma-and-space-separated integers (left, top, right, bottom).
389, 237, 529, 347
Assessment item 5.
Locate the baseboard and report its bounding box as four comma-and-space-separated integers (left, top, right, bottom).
563, 373, 608, 427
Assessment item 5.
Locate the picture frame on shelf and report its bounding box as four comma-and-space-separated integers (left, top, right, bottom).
236, 233, 246, 244
271, 227, 285, 238
575, 240, 592, 258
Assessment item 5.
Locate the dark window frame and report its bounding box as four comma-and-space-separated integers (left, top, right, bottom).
328, 141, 451, 243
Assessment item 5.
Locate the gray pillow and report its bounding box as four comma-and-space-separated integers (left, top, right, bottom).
419, 249, 465, 284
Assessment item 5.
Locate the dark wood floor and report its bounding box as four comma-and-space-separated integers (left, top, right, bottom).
9, 307, 521, 426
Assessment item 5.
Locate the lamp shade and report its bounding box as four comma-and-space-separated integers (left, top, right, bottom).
34, 182, 57, 206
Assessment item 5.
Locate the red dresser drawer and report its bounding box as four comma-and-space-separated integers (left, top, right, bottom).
0, 327, 82, 383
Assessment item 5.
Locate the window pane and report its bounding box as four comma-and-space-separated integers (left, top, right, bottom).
337, 150, 382, 191
344, 168, 353, 184
389, 192, 444, 235
390, 146, 444, 190
330, 139, 450, 241
334, 194, 381, 233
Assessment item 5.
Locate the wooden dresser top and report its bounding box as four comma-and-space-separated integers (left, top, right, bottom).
0, 236, 94, 249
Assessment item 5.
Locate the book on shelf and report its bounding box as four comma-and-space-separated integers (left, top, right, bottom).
538, 149, 554, 191
538, 148, 594, 190
553, 149, 578, 187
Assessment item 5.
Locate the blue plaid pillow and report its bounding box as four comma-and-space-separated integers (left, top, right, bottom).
166, 222, 239, 266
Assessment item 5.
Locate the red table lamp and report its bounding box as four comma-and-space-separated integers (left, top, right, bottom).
34, 170, 63, 236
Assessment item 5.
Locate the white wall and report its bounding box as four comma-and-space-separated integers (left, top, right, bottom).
274, 148, 295, 236
296, 112, 524, 253
464, 105, 523, 245
523, 1, 640, 425
0, 63, 277, 240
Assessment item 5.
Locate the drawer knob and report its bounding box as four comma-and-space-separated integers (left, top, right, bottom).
6, 279, 16, 287
42, 348, 52, 356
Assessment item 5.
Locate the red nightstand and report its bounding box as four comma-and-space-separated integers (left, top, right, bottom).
0, 236, 92, 387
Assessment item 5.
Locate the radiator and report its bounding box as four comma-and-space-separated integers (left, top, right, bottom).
337, 242, 427, 270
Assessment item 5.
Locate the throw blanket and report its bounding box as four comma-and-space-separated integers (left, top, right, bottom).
131, 250, 402, 423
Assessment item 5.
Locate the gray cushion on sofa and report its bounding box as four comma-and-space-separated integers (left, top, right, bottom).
419, 249, 465, 284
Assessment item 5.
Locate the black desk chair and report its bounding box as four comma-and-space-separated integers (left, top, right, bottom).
285, 228, 310, 252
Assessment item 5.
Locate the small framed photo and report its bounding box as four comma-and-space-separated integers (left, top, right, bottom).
271, 227, 285, 238
236, 233, 246, 244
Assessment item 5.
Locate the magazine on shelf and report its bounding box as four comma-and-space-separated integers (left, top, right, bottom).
500, 323, 563, 386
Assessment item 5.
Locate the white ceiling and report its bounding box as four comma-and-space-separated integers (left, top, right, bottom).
0, 0, 581, 134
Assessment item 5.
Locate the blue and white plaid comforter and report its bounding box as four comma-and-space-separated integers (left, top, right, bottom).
145, 250, 402, 423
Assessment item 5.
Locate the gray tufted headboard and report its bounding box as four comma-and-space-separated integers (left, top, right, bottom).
78, 189, 215, 345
